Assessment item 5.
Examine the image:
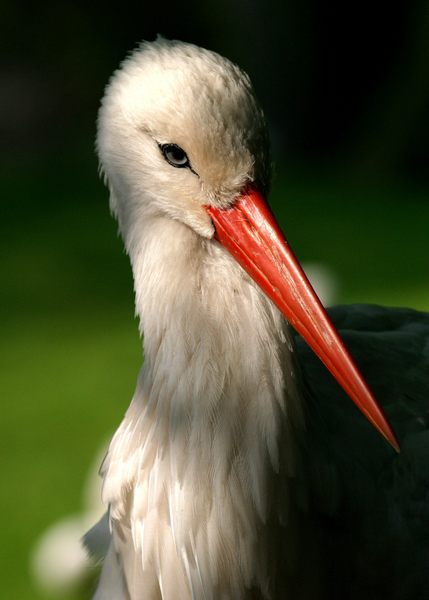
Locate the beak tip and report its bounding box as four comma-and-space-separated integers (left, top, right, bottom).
385, 427, 401, 454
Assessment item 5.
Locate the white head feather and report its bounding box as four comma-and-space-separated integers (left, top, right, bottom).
97, 38, 271, 240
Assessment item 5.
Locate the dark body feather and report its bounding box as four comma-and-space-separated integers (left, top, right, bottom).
290, 304, 429, 599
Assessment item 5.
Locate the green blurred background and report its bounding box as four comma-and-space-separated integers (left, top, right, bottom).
1, 1, 428, 597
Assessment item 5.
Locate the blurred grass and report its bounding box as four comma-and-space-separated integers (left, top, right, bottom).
1, 146, 428, 599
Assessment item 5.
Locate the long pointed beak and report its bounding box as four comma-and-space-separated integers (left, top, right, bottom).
205, 188, 399, 452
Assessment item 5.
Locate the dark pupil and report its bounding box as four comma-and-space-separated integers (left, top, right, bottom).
163, 144, 188, 167
168, 147, 185, 162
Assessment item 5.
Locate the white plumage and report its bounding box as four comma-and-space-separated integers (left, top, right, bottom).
88, 38, 429, 599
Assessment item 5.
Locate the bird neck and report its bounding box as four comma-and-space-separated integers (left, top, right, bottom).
133, 215, 302, 463
103, 215, 304, 598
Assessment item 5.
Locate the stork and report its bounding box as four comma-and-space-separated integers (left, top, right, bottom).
88, 38, 429, 599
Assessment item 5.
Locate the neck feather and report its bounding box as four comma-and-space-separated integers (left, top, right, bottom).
101, 215, 303, 599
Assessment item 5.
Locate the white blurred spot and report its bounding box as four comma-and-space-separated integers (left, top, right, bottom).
31, 512, 99, 595
301, 261, 339, 307
31, 444, 108, 596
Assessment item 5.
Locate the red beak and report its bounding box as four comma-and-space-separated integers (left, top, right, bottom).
206, 188, 399, 452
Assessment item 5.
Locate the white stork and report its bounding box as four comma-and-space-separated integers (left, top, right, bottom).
88, 38, 429, 599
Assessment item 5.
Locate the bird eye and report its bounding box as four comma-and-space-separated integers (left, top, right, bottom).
160, 143, 190, 168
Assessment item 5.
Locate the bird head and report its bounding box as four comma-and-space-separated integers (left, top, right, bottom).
97, 38, 270, 239
97, 38, 398, 452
